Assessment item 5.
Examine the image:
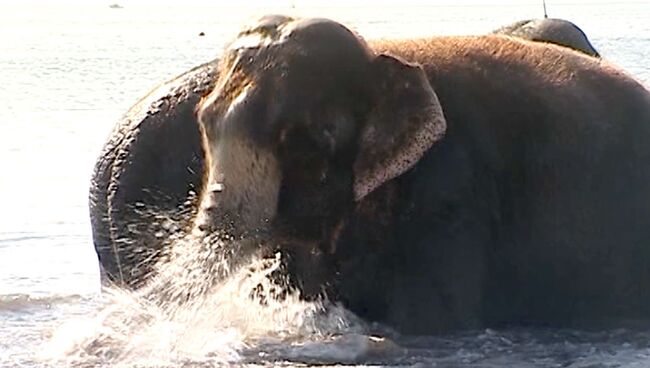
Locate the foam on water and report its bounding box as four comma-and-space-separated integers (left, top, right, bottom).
0, 293, 85, 312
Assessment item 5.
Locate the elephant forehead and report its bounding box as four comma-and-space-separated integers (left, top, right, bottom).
226, 16, 370, 72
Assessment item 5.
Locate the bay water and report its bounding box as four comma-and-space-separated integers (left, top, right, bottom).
1, 1, 649, 366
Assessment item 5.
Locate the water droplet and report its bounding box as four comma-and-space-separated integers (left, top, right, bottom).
209, 182, 224, 192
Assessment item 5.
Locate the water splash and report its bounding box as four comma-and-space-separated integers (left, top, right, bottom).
36, 224, 650, 367
41, 228, 374, 367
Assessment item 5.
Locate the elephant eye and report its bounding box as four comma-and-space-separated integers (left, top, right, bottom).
317, 111, 356, 155
278, 62, 290, 77
320, 168, 328, 183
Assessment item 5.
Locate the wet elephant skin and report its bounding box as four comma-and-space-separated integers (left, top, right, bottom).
494, 18, 600, 57
89, 60, 218, 287
90, 16, 650, 335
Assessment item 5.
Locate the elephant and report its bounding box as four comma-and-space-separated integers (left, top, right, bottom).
89, 60, 218, 287
90, 18, 600, 289
494, 18, 600, 57
90, 15, 650, 334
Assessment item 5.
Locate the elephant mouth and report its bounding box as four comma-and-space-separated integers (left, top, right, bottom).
193, 172, 341, 300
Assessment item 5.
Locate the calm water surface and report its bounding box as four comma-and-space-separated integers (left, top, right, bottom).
1, 2, 649, 367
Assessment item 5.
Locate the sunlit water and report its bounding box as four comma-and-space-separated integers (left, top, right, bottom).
1, 2, 649, 367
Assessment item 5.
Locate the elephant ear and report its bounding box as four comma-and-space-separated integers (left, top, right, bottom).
353, 54, 447, 201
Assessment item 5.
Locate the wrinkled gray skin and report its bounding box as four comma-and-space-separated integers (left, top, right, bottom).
494, 18, 600, 57
89, 60, 218, 287
90, 18, 600, 289
91, 16, 650, 335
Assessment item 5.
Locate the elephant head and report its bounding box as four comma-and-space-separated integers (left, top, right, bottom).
195, 16, 446, 295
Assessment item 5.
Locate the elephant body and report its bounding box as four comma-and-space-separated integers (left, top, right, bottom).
335, 36, 650, 333
90, 17, 650, 334
494, 18, 600, 57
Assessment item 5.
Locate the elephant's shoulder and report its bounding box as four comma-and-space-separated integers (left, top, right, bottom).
97, 59, 219, 164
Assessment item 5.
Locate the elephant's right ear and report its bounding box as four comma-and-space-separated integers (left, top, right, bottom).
353, 54, 447, 201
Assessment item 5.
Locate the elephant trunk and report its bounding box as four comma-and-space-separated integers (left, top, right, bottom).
194, 69, 283, 237
192, 135, 333, 299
